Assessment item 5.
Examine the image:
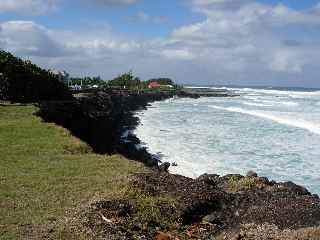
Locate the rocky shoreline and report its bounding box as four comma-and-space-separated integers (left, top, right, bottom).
70, 171, 320, 239
36, 89, 236, 167
37, 90, 176, 167
36, 90, 320, 239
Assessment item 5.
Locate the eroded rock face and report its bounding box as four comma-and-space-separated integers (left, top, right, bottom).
36, 91, 175, 166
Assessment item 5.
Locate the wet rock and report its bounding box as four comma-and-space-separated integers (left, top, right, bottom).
159, 162, 170, 172
258, 177, 270, 185
246, 171, 258, 178
270, 180, 277, 185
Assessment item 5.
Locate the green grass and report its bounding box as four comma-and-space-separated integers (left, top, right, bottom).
0, 104, 145, 239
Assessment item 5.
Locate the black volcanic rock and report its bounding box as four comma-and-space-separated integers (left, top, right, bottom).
129, 172, 320, 238
278, 181, 311, 196
35, 89, 320, 239
197, 173, 220, 185
36, 90, 175, 167
79, 171, 320, 239
158, 162, 171, 172
246, 170, 258, 177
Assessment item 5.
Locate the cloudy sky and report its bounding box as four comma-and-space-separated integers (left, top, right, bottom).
0, 0, 320, 87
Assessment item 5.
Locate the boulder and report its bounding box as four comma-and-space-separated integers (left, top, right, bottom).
197, 174, 220, 185
279, 181, 311, 196
246, 171, 258, 177
258, 177, 270, 185
159, 162, 171, 172
202, 213, 223, 225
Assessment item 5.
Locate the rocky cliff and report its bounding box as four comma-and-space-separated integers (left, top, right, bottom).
36, 90, 174, 166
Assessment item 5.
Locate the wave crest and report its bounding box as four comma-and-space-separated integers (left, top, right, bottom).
210, 105, 320, 135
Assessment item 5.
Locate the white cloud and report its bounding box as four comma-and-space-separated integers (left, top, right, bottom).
162, 1, 320, 80
128, 12, 168, 24
0, 0, 58, 15
161, 49, 195, 60
269, 49, 304, 73
1, 1, 320, 87
0, 0, 138, 15
0, 21, 66, 57
92, 0, 139, 6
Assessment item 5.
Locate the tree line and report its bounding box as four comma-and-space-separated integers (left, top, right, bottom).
0, 50, 71, 102
0, 49, 179, 103
71, 72, 178, 90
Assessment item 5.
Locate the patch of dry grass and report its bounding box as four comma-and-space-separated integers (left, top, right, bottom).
228, 176, 256, 192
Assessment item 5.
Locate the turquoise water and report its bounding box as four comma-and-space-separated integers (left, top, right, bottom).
134, 87, 320, 194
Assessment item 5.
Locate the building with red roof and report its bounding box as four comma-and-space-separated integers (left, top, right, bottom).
148, 81, 161, 89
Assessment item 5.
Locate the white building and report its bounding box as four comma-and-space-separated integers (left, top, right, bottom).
50, 69, 70, 84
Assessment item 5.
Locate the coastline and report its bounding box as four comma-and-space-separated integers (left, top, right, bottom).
36, 90, 176, 167
36, 90, 320, 239
36, 89, 238, 167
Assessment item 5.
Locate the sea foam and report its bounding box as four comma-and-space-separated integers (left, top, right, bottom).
134, 87, 320, 194
209, 106, 320, 135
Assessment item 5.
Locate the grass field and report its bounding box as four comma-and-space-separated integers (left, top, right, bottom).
0, 104, 146, 239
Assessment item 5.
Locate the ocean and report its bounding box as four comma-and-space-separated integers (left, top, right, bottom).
134, 87, 320, 194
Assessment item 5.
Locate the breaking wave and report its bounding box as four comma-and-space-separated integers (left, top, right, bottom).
134, 86, 320, 194
209, 106, 320, 135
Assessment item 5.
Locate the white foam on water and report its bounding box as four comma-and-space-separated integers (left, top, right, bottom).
254, 99, 299, 107
209, 106, 320, 135
242, 101, 273, 107
134, 88, 320, 194
242, 96, 298, 107
281, 101, 299, 106
238, 88, 320, 96
243, 96, 259, 101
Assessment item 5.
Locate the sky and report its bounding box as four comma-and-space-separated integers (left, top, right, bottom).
0, 0, 320, 87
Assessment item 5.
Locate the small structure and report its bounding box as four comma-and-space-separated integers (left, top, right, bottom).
69, 85, 82, 91
148, 81, 162, 89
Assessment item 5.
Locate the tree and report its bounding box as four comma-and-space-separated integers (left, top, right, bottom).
0, 50, 71, 102
0, 73, 9, 100
107, 71, 141, 89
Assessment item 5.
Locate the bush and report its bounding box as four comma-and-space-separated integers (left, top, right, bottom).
0, 50, 72, 102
